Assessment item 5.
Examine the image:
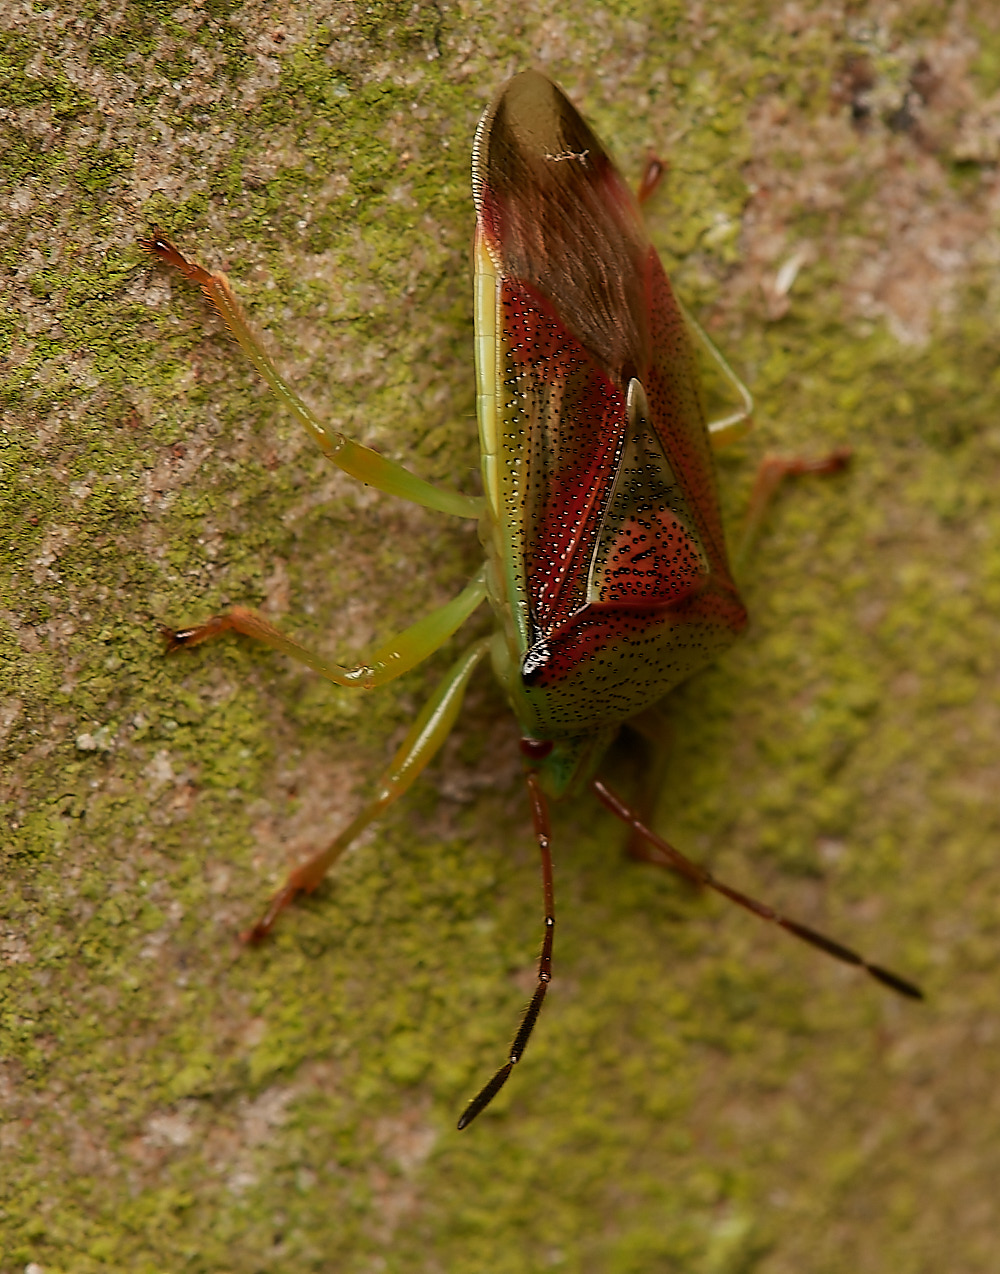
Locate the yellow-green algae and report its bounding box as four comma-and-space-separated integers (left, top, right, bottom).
4, 2, 1000, 1271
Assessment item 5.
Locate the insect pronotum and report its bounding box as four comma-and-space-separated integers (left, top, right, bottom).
142, 70, 921, 1130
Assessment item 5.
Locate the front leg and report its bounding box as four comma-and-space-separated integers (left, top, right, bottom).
141, 233, 484, 521
164, 569, 488, 690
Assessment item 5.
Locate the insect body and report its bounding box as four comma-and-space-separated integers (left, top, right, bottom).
143, 70, 920, 1131
474, 72, 748, 792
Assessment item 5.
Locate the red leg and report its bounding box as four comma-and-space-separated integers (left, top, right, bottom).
637, 155, 667, 205
737, 447, 852, 570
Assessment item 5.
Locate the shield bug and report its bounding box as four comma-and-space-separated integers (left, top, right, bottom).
142, 69, 921, 1130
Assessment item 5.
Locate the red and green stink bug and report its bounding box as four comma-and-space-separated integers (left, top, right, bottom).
142, 70, 920, 1130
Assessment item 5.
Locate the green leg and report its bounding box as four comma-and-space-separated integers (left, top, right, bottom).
672, 301, 850, 576
165, 568, 488, 690
679, 299, 755, 446
244, 637, 492, 940
141, 234, 484, 521
634, 160, 753, 445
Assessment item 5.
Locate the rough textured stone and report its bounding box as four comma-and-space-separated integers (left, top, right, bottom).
3, 3, 999, 1270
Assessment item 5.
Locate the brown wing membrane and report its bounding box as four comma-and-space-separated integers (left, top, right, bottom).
473, 69, 652, 382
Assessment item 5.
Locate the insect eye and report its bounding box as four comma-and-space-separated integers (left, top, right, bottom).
519, 737, 554, 759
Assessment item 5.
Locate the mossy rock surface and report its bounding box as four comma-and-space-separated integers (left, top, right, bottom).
3, 3, 999, 1271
